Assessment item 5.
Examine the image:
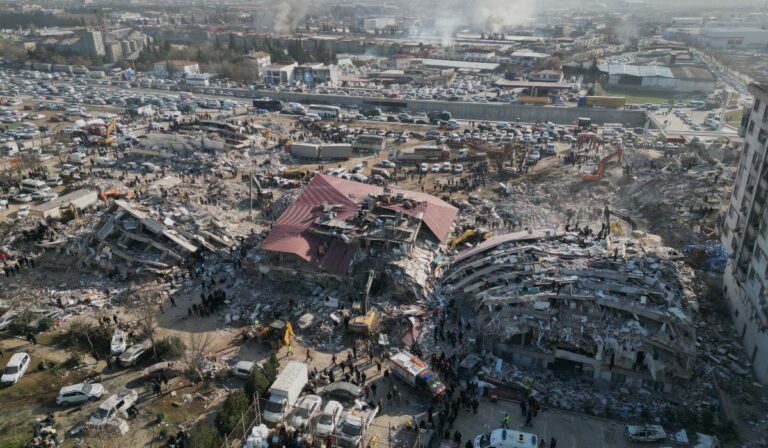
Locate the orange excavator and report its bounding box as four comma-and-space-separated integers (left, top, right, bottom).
581, 144, 623, 182
100, 188, 134, 202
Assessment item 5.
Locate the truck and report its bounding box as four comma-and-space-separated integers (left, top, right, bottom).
319, 143, 352, 160
289, 143, 320, 159
583, 96, 626, 108
262, 361, 308, 425
336, 406, 379, 448
389, 350, 446, 399
427, 110, 451, 124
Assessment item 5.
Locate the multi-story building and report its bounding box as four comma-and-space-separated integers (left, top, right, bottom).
293, 64, 338, 85
722, 83, 768, 384
81, 30, 105, 58
153, 60, 200, 79
262, 63, 297, 85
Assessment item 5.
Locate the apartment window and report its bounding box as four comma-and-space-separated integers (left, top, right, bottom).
754, 151, 762, 166
749, 120, 756, 134
759, 128, 768, 145
755, 98, 762, 112
763, 105, 768, 123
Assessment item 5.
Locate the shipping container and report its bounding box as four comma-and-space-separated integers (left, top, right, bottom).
319, 143, 352, 160
289, 143, 319, 159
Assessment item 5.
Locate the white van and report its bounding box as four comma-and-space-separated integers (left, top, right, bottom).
473, 429, 538, 448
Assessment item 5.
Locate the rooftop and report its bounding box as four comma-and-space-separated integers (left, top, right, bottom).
261, 174, 458, 274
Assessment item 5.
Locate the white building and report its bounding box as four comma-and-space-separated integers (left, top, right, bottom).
602, 64, 715, 93
185, 73, 211, 86
153, 60, 200, 79
262, 63, 297, 85
462, 48, 496, 60
509, 51, 550, 67
722, 83, 768, 384
699, 27, 768, 49
363, 17, 396, 31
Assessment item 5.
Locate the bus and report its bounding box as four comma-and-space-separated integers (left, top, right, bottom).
308, 105, 341, 119
252, 98, 283, 112
20, 179, 52, 194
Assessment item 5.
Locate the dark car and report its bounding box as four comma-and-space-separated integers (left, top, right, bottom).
322, 381, 361, 403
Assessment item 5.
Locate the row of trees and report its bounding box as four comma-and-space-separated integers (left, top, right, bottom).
0, 11, 89, 29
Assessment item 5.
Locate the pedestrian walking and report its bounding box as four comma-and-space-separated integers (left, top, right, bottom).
549, 437, 557, 448
520, 401, 527, 417
286, 341, 293, 356
305, 349, 313, 362
331, 353, 337, 366
525, 410, 533, 427
501, 413, 510, 429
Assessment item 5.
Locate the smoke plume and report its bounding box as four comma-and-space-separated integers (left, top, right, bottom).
273, 0, 312, 33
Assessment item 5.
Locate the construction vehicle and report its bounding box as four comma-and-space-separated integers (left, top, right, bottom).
580, 145, 623, 182
603, 206, 636, 237
349, 270, 378, 334
251, 319, 288, 349
99, 188, 134, 202
100, 118, 117, 145
450, 228, 493, 248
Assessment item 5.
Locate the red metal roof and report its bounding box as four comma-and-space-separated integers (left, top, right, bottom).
262, 174, 457, 273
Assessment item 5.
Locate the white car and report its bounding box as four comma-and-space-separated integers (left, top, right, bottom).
232, 360, 256, 379
119, 343, 148, 366
41, 192, 58, 202
57, 382, 105, 406
89, 389, 139, 425
431, 163, 441, 173
288, 394, 322, 430
111, 329, 127, 355
315, 400, 344, 437
379, 160, 396, 169
0, 310, 18, 331
12, 193, 32, 203
453, 164, 464, 174
419, 163, 429, 173
16, 205, 30, 219
625, 425, 666, 443
1, 352, 31, 385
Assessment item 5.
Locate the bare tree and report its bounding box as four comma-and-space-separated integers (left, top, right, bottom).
136, 289, 160, 359
184, 331, 215, 382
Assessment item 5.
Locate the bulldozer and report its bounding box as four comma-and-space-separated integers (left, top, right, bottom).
251, 319, 289, 349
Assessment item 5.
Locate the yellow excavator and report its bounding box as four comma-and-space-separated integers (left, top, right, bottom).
450, 228, 493, 248
100, 118, 117, 145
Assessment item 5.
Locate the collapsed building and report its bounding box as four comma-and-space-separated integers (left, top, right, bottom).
257, 174, 458, 297
440, 230, 697, 391
93, 200, 199, 275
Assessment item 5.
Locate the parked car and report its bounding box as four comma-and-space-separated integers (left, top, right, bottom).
16, 205, 30, 219
111, 329, 127, 355
89, 389, 139, 425
1, 352, 31, 385
57, 382, 105, 405
232, 360, 256, 379
625, 425, 666, 443
0, 310, 18, 331
12, 193, 32, 203
288, 394, 323, 430
322, 381, 361, 403
119, 343, 148, 367
315, 400, 344, 437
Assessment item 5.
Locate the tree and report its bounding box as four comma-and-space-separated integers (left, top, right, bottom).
154, 336, 186, 360
184, 331, 215, 382
188, 423, 223, 448
243, 366, 271, 402
215, 390, 249, 435
137, 289, 160, 359
195, 48, 209, 64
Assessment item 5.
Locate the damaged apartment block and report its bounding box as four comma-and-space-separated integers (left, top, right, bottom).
259, 174, 458, 297
441, 230, 697, 392
93, 200, 198, 275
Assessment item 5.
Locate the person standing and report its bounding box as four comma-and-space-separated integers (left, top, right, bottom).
501, 413, 510, 429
